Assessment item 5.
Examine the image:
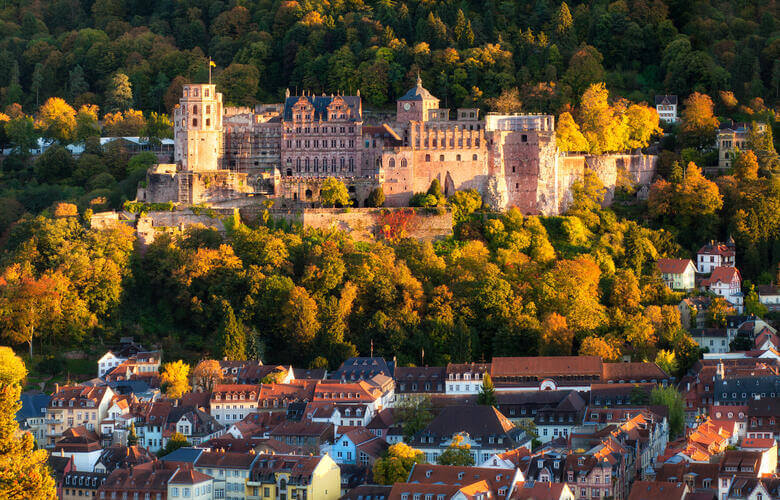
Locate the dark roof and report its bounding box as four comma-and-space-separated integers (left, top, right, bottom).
292, 367, 327, 380
283, 94, 362, 122
250, 454, 324, 484
330, 357, 394, 381
691, 328, 728, 338
757, 284, 780, 296
654, 95, 678, 105
195, 451, 257, 469
342, 484, 392, 500
62, 471, 108, 490
97, 445, 154, 473
160, 447, 204, 464
17, 392, 50, 421
629, 481, 687, 500
413, 406, 520, 445
399, 77, 439, 102
105, 380, 150, 395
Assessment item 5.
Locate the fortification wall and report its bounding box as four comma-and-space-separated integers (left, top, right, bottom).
239, 207, 452, 242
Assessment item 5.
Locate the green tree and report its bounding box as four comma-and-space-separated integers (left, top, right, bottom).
650, 385, 685, 437
477, 373, 497, 406
142, 112, 174, 144
218, 300, 246, 360
319, 178, 350, 207
437, 434, 475, 466
0, 347, 56, 499
373, 443, 425, 485
5, 115, 38, 153
563, 45, 605, 98
395, 395, 434, 440
367, 187, 385, 208
744, 284, 768, 317
448, 190, 482, 226
216, 64, 260, 106
106, 73, 133, 112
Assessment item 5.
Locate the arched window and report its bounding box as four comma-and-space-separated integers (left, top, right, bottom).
192, 118, 198, 127
401, 158, 407, 168
305, 189, 313, 199
389, 158, 395, 168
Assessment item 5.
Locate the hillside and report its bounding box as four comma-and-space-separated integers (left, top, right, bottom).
0, 0, 777, 112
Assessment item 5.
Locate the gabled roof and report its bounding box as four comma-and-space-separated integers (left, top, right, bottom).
602, 362, 669, 381
17, 392, 50, 421
756, 284, 780, 296
703, 267, 741, 286
169, 467, 212, 485
195, 450, 257, 469
697, 242, 735, 257
414, 405, 518, 444
657, 258, 694, 274
512, 480, 570, 499
283, 94, 362, 122
654, 95, 678, 106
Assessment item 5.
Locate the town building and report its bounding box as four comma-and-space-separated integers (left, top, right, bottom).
246, 453, 341, 500
696, 240, 736, 274
717, 122, 767, 170
210, 384, 260, 424
47, 385, 114, 447
702, 266, 743, 312
329, 428, 388, 466
654, 95, 679, 123
409, 405, 531, 464
656, 258, 696, 291
17, 391, 50, 445
690, 328, 730, 353
168, 468, 214, 500
394, 366, 446, 396
628, 481, 688, 500
193, 450, 258, 499
53, 426, 103, 471
757, 284, 780, 312
444, 362, 491, 395
61, 471, 107, 500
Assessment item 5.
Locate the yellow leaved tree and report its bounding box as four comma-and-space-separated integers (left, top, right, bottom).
0, 347, 56, 499
161, 360, 191, 399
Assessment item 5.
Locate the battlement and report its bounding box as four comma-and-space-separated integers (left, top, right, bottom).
484, 113, 555, 132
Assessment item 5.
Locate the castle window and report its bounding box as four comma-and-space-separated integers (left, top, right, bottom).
193, 105, 198, 114
425, 154, 430, 162
206, 105, 210, 114
439, 154, 444, 161
287, 169, 292, 176
193, 88, 199, 96
512, 166, 516, 173
305, 189, 312, 199
456, 154, 461, 161
348, 159, 354, 172
205, 89, 209, 97
192, 119, 198, 126
314, 158, 318, 171
522, 134, 527, 142
401, 158, 407, 168
206, 119, 210, 127
389, 158, 395, 168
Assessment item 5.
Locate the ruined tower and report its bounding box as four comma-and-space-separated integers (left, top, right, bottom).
174, 84, 223, 171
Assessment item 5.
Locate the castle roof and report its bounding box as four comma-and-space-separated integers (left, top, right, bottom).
399, 76, 439, 102
283, 94, 362, 122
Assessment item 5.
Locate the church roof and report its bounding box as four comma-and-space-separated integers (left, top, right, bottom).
399, 76, 439, 102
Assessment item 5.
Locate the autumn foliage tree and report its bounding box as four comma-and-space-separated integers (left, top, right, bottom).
680, 92, 719, 150
36, 97, 76, 143
192, 360, 223, 391
161, 360, 191, 399
0, 347, 56, 499
373, 443, 426, 485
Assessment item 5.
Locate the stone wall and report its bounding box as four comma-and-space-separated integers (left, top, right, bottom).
244, 207, 453, 242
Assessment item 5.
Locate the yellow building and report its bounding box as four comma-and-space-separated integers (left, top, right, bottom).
245, 453, 340, 500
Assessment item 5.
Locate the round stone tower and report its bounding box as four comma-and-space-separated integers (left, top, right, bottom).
174, 84, 223, 171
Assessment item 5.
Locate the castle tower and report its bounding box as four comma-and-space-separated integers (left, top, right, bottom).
174, 84, 223, 171
396, 75, 440, 124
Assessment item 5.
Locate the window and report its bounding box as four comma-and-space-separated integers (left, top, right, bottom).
425, 154, 430, 162
439, 155, 444, 161
472, 154, 478, 161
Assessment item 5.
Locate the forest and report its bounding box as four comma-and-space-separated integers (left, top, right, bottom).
0, 0, 776, 112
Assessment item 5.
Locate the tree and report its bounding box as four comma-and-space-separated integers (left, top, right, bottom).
556, 112, 589, 152
218, 301, 246, 360
280, 286, 319, 362
5, 115, 39, 153
539, 313, 574, 356
655, 349, 678, 377
127, 422, 138, 446
707, 297, 736, 327
75, 105, 100, 142
395, 395, 434, 440
650, 385, 685, 437
142, 112, 173, 143
373, 443, 425, 485
0, 264, 64, 357
577, 83, 625, 154
744, 284, 768, 317
448, 190, 482, 226
161, 360, 191, 399
106, 73, 133, 112
437, 434, 475, 466
0, 347, 56, 499
579, 335, 620, 361
31, 63, 44, 109
216, 64, 260, 106
555, 2, 573, 35
680, 92, 718, 150
486, 88, 523, 113
158, 432, 190, 457
367, 187, 385, 208
624, 314, 657, 361
36, 98, 77, 143
477, 373, 497, 406
319, 178, 350, 207
611, 269, 641, 312
732, 150, 759, 181
622, 103, 662, 150
563, 45, 605, 98
68, 65, 89, 100
192, 360, 222, 391
453, 10, 474, 48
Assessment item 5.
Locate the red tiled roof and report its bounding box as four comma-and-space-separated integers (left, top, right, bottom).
169, 467, 212, 484
702, 267, 740, 286
491, 356, 601, 378
602, 362, 669, 381
740, 438, 776, 449
657, 258, 694, 274
697, 243, 735, 257
628, 481, 687, 500
512, 481, 569, 499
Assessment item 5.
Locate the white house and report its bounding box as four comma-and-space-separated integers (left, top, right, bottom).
657, 258, 696, 291
329, 428, 388, 466
703, 266, 743, 313
444, 363, 491, 395
697, 241, 736, 274
98, 352, 124, 378
691, 328, 730, 353
757, 284, 780, 312
168, 468, 213, 500
655, 95, 679, 123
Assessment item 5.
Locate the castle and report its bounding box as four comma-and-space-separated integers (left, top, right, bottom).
137, 80, 657, 214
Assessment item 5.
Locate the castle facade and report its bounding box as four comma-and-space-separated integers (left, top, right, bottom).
138, 81, 657, 214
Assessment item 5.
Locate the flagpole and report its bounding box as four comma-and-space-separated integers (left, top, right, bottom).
209, 58, 212, 85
